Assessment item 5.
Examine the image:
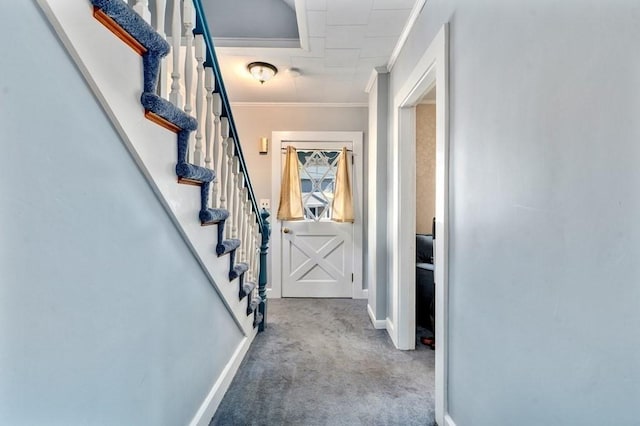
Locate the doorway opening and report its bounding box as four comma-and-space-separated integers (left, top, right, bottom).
415, 89, 437, 350
391, 24, 449, 425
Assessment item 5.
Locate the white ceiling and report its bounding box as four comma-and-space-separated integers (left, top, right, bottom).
210, 0, 417, 104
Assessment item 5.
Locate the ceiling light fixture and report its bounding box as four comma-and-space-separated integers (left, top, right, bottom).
247, 62, 278, 84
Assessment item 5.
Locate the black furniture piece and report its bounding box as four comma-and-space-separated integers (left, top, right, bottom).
416, 233, 435, 330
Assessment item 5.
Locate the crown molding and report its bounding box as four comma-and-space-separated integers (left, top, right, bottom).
387, 0, 427, 72
231, 102, 368, 108
295, 0, 310, 51
365, 66, 389, 93
212, 37, 300, 49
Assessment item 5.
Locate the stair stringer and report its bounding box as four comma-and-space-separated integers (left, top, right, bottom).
37, 0, 256, 337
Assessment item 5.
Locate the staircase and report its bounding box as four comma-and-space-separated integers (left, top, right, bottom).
37, 0, 270, 343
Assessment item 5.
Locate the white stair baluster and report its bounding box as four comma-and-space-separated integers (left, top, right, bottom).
182, 1, 195, 162
154, 0, 168, 98
253, 217, 258, 282
240, 191, 247, 263
243, 189, 250, 265
219, 118, 229, 210
225, 141, 234, 239
212, 92, 222, 208
193, 34, 205, 166
237, 183, 246, 261
243, 194, 251, 268
248, 199, 254, 270
169, 0, 182, 107
154, 0, 166, 38
133, 0, 151, 23
245, 211, 252, 278
204, 68, 213, 173
231, 156, 240, 239
247, 212, 254, 281
253, 234, 259, 283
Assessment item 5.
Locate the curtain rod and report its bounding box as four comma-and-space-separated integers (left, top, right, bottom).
281, 148, 353, 152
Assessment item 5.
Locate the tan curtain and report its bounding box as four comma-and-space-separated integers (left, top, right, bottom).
277, 146, 304, 220
331, 147, 354, 223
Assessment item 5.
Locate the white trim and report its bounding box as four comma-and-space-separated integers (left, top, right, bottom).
444, 414, 457, 426
356, 288, 368, 300
365, 69, 378, 94
294, 0, 310, 51
386, 0, 427, 71
188, 331, 257, 426
367, 304, 386, 329
207, 0, 309, 50
391, 24, 449, 424
385, 317, 396, 347
213, 37, 300, 49
231, 102, 368, 108
271, 131, 364, 299
365, 66, 389, 94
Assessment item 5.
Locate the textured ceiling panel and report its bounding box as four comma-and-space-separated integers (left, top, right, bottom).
212, 0, 417, 103
325, 0, 374, 25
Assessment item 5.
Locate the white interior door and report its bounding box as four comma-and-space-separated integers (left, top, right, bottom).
271, 132, 364, 299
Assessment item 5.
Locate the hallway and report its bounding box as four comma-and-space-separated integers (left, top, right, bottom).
210, 299, 435, 426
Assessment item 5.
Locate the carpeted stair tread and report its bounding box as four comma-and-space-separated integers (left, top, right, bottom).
230, 262, 249, 281
217, 239, 240, 256
243, 281, 256, 296
91, 0, 170, 55
253, 312, 263, 328
247, 295, 261, 315
200, 208, 229, 225
141, 93, 197, 131
176, 162, 215, 183
240, 281, 256, 299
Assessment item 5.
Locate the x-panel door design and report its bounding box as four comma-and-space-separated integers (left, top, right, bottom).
272, 133, 363, 299
282, 221, 353, 297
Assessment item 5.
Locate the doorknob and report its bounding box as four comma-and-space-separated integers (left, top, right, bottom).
283, 227, 291, 234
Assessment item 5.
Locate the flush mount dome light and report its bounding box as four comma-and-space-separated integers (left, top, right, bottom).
247, 62, 278, 84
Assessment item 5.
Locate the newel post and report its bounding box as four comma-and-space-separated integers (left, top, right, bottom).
258, 209, 271, 332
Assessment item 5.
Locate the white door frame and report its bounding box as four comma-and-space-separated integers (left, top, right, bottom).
391, 25, 450, 424
270, 131, 365, 299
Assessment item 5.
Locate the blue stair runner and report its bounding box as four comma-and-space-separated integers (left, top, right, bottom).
241, 281, 256, 299
247, 296, 261, 316
91, 0, 256, 319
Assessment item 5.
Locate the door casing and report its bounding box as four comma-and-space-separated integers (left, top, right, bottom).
391, 24, 450, 425
270, 131, 365, 299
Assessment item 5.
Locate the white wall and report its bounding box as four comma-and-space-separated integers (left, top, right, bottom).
231, 104, 368, 294
0, 3, 243, 424
388, 0, 640, 424
366, 71, 390, 322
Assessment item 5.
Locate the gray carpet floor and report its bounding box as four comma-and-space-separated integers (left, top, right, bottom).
210, 298, 435, 426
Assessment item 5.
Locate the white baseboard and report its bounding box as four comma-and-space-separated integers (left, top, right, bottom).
386, 317, 400, 348
444, 413, 456, 426
367, 304, 386, 329
189, 330, 257, 426
354, 288, 368, 300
